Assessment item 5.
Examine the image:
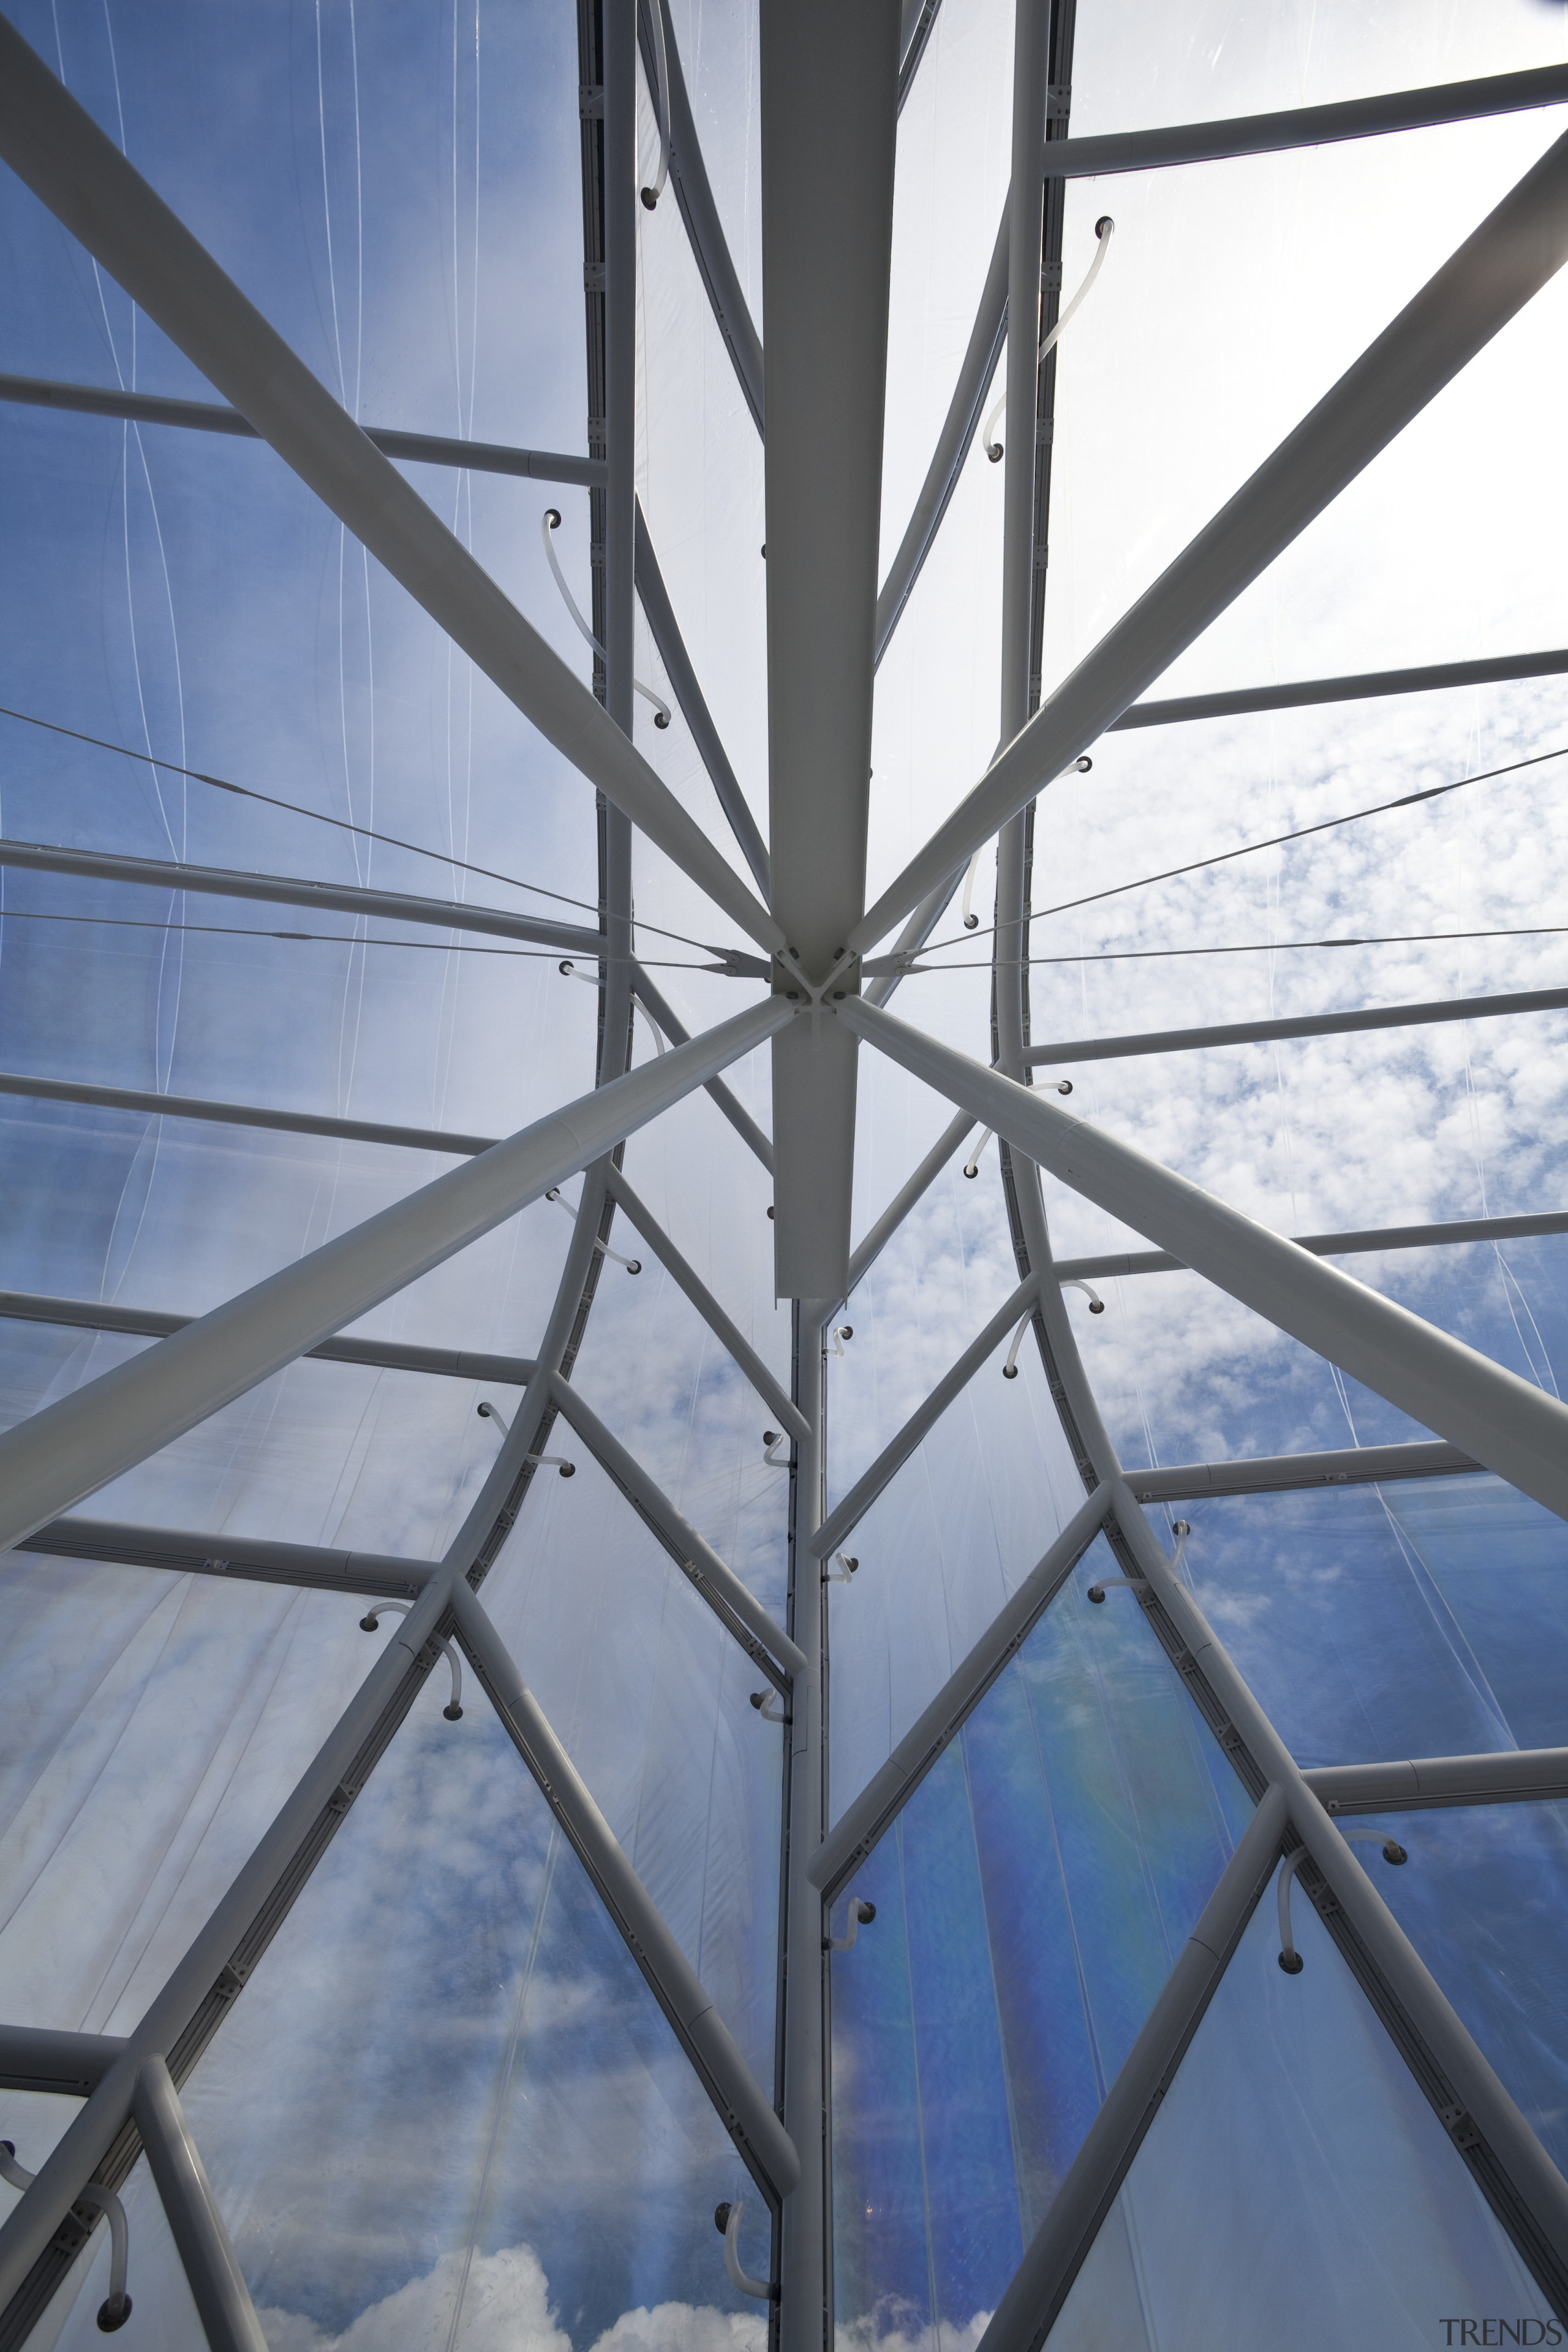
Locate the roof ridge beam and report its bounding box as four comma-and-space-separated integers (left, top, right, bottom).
20, 1516, 438, 1596
1058, 1212, 1568, 1284
0, 21, 782, 954
1123, 1439, 1479, 1500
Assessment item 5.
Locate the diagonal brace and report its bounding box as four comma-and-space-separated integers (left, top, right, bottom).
811, 1272, 1039, 1560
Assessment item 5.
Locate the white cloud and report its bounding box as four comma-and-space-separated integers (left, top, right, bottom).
257, 2244, 569, 2352
587, 2304, 767, 2352
835, 2299, 994, 2352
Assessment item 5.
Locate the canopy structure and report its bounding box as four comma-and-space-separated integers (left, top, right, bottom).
1, 2, 1567, 2347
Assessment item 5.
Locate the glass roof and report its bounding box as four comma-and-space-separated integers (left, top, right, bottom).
1, 0, 1566, 2345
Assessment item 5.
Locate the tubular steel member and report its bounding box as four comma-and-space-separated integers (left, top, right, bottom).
810, 1275, 1041, 1561
0, 1570, 457, 2332
133, 2059, 268, 2352
0, 998, 791, 1559
975, 1786, 1292, 2352
450, 1580, 800, 2203
840, 998, 1568, 1525
809, 1488, 1109, 1903
849, 126, 1568, 954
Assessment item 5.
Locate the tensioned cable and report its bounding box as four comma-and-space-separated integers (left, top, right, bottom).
0, 905, 712, 967
898, 922, 1568, 970
922, 740, 1568, 959
0, 703, 733, 960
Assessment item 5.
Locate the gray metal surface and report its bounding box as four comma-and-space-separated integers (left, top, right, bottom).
809, 1489, 1109, 1902
779, 1303, 831, 2349
1113, 643, 1568, 728
0, 998, 790, 1555
134, 2058, 270, 2352
21, 1516, 437, 1599
1038, 61, 1568, 182
451, 1580, 801, 2199
761, 0, 900, 1303
0, 834, 605, 957
844, 997, 1568, 1521
850, 127, 1568, 952
0, 19, 782, 956
0, 2028, 127, 2099
634, 499, 771, 892
1307, 1749, 1568, 1813
603, 1166, 807, 1442
1027, 983, 1568, 1068
0, 370, 603, 483
0, 1286, 535, 1386
1123, 1439, 1480, 1500
1058, 1211, 1568, 1283
0, 1066, 498, 1156
640, 0, 765, 434
810, 1275, 1040, 1560
975, 1787, 1291, 2352
546, 1371, 807, 1679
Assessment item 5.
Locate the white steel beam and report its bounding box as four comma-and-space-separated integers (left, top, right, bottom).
0, 999, 790, 1556
849, 127, 1568, 954
0, 19, 782, 957
843, 998, 1568, 1521
761, 0, 900, 1302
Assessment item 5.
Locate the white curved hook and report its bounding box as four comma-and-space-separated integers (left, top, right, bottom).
715, 2199, 772, 2300
1277, 1830, 1408, 1972
960, 847, 984, 930
824, 1551, 859, 1584
825, 1894, 876, 1952
763, 1429, 789, 1466
1002, 1310, 1032, 1379
3, 2141, 132, 2329
541, 510, 671, 726
749, 1687, 786, 1722
829, 1323, 854, 1359
984, 216, 1115, 462
476, 1400, 577, 1477
639, 0, 671, 209
558, 964, 668, 1057
963, 1129, 993, 1181
543, 1186, 641, 1273
358, 1600, 466, 1719
1062, 1277, 1105, 1314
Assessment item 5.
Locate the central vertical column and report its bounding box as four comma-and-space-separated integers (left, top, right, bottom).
782, 1300, 829, 2348
601, 0, 637, 1084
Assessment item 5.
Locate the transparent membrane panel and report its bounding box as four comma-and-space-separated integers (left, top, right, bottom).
1341, 1800, 1568, 2183
1048, 1887, 1553, 2352
1161, 1477, 1568, 1766
0, 1554, 369, 2034
469, 1436, 782, 2097
831, 1532, 1250, 2351
181, 1678, 766, 2351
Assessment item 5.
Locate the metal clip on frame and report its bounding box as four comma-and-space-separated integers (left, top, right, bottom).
825, 1895, 876, 1951
477, 1398, 576, 1475
829, 1323, 854, 1358
1278, 1833, 1409, 1972
358, 1599, 466, 1719
541, 510, 671, 725
763, 1429, 789, 1465
1, 2142, 130, 2331
639, 0, 671, 208
714, 2199, 775, 2300
1063, 1277, 1105, 1313
825, 1552, 858, 1583
749, 1688, 786, 1722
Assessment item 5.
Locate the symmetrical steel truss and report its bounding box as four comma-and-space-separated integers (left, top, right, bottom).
1, 9, 1567, 2349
